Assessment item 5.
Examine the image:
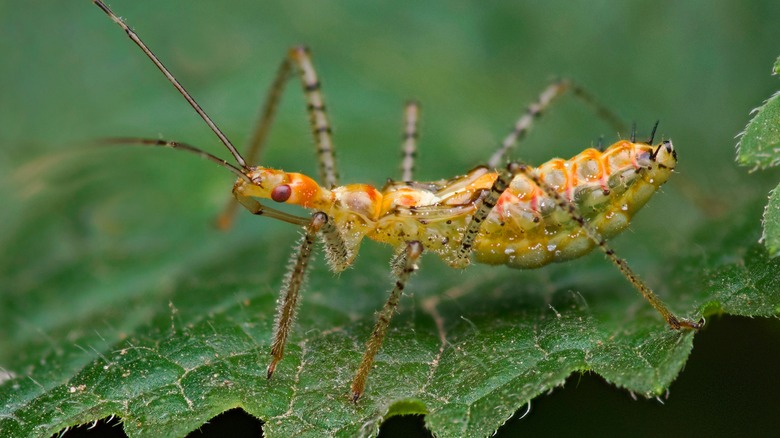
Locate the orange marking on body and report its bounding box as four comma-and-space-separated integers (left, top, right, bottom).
573, 148, 607, 192
495, 188, 518, 214
356, 184, 381, 202
545, 159, 572, 200
287, 173, 324, 208
530, 190, 541, 213
398, 193, 418, 207
469, 173, 499, 192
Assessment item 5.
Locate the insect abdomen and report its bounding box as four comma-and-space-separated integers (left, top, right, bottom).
474, 141, 676, 268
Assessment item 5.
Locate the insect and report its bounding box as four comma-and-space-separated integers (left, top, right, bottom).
92, 0, 701, 402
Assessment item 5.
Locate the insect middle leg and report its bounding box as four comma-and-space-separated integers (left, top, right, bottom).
350, 240, 424, 402
400, 101, 420, 181
217, 47, 340, 228
453, 168, 514, 268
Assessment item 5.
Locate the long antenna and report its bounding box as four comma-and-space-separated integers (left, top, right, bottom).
98, 137, 252, 182
92, 0, 248, 169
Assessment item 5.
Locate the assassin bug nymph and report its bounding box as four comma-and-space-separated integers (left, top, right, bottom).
93, 0, 702, 402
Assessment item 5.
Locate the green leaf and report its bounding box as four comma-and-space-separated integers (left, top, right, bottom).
736, 55, 780, 257
736, 53, 780, 170
2, 157, 778, 437
0, 157, 780, 436
737, 89, 780, 170
3, 1, 780, 437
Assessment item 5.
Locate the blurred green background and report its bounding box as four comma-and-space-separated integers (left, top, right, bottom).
2, 0, 779, 436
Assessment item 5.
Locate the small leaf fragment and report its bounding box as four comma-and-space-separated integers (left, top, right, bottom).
762, 184, 780, 257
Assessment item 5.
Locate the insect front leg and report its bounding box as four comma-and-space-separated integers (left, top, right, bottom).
289, 46, 340, 189
318, 215, 353, 273
351, 241, 423, 403
232, 190, 320, 374
217, 46, 340, 229
217, 58, 295, 229
233, 192, 311, 226
267, 212, 328, 379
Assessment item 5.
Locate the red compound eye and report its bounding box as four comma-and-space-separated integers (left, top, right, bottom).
271, 184, 292, 202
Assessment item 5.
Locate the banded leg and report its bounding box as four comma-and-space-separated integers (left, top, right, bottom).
319, 214, 353, 273
267, 212, 328, 379
454, 168, 514, 267
290, 46, 340, 189
217, 58, 295, 229
351, 241, 423, 402
217, 47, 339, 228
488, 80, 627, 168
400, 101, 420, 181
506, 162, 702, 330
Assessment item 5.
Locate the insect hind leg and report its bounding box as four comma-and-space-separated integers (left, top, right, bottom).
506, 162, 702, 330
488, 80, 627, 168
